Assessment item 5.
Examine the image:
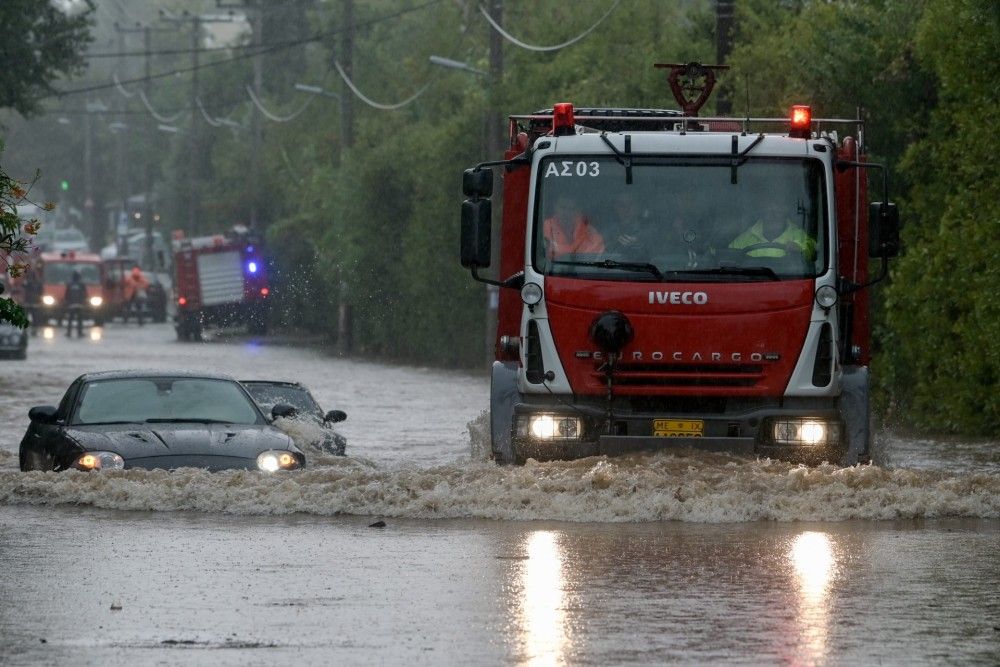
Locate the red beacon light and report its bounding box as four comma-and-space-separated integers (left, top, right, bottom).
789, 105, 812, 138
552, 102, 575, 137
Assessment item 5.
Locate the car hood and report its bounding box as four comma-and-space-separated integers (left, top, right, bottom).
65, 423, 297, 460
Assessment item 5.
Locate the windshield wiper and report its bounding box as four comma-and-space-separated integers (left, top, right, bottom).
144, 418, 237, 425
552, 258, 663, 280
78, 421, 141, 426
670, 266, 779, 280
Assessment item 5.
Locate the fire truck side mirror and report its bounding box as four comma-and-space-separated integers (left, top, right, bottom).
461, 198, 492, 269
868, 201, 900, 258
462, 168, 493, 198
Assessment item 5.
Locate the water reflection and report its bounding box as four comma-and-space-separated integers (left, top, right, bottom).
518, 531, 567, 666
42, 327, 54, 340
789, 531, 836, 662
89, 327, 103, 342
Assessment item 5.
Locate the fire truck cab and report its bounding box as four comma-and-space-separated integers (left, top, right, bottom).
460, 66, 899, 466
36, 251, 107, 326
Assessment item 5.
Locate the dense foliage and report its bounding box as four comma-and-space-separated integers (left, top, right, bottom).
1, 0, 997, 432
0, 150, 45, 327
0, 0, 94, 115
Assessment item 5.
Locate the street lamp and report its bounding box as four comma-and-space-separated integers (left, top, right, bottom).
428, 55, 487, 77
294, 83, 341, 100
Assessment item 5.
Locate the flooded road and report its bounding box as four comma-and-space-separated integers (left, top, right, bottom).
1, 323, 999, 664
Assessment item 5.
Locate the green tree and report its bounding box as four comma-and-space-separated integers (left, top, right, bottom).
879, 0, 1000, 433
0, 147, 47, 327
0, 0, 94, 115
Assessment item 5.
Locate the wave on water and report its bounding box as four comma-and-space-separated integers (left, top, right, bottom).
1, 452, 999, 523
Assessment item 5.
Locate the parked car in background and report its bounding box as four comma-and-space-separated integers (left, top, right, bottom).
241, 380, 347, 456
0, 322, 27, 360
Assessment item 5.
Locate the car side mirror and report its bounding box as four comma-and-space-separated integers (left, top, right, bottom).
28, 405, 59, 424
869, 201, 900, 258
271, 404, 297, 420
324, 410, 347, 423
460, 198, 492, 268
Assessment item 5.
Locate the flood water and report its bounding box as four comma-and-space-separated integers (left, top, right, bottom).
1, 323, 998, 665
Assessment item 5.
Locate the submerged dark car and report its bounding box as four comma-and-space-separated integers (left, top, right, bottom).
0, 322, 28, 360
241, 380, 347, 456
19, 371, 305, 472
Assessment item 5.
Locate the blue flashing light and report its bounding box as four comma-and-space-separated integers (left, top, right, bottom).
247, 261, 258, 274
247, 246, 255, 253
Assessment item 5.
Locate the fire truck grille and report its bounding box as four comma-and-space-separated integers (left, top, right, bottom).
593, 363, 765, 388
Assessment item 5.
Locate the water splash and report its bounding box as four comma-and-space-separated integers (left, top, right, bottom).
1, 452, 998, 523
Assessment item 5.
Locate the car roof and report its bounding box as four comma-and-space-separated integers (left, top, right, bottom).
77, 369, 240, 383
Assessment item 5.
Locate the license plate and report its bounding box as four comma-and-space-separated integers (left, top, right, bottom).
653, 419, 704, 437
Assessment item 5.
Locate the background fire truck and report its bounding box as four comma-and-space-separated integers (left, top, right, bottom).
35, 251, 107, 326
460, 63, 900, 466
172, 229, 270, 341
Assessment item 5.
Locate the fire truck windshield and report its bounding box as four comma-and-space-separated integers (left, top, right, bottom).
532, 156, 828, 281
43, 262, 101, 285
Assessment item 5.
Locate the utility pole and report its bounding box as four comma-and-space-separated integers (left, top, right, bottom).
484, 0, 504, 366
113, 28, 130, 256
189, 14, 202, 237
83, 101, 95, 247
250, 4, 262, 231
340, 0, 354, 151
714, 0, 735, 114
216, 1, 264, 231
334, 0, 355, 356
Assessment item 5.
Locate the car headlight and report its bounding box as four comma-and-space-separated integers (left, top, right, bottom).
256, 450, 301, 471
73, 451, 125, 471
42, 295, 56, 306
771, 418, 842, 446
515, 413, 582, 441
89, 296, 103, 307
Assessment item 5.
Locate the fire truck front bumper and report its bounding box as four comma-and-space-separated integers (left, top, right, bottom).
509, 404, 848, 465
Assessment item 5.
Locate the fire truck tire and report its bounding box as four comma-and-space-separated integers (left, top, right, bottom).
490, 362, 520, 465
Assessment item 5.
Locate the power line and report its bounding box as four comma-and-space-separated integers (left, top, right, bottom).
333, 60, 435, 111
43, 0, 446, 101
78, 0, 445, 59
478, 0, 621, 52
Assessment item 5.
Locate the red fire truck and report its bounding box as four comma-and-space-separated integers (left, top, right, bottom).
35, 251, 108, 326
172, 230, 269, 341
460, 63, 899, 465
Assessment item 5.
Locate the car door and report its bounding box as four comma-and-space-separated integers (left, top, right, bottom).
42, 381, 82, 469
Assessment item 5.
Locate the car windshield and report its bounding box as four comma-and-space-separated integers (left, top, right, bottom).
242, 382, 321, 419
43, 262, 101, 284
532, 156, 828, 281
73, 378, 261, 425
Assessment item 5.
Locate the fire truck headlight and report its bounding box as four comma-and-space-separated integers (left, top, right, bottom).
815, 285, 837, 309
771, 418, 841, 446
247, 261, 258, 274
89, 296, 103, 307
516, 413, 582, 441
521, 282, 543, 306
42, 295, 56, 306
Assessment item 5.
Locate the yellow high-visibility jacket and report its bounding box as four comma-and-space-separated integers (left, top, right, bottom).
729, 220, 817, 261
